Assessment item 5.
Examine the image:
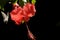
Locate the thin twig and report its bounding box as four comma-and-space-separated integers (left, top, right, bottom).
25, 22, 36, 40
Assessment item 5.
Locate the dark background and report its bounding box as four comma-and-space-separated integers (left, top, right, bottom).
29, 0, 49, 40
34, 0, 59, 40
29, 0, 55, 40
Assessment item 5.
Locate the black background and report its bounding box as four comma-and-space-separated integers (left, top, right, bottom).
30, 0, 55, 40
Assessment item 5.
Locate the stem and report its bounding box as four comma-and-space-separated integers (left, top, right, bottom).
25, 22, 36, 40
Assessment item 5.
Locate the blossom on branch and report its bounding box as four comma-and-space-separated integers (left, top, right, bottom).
10, 3, 36, 25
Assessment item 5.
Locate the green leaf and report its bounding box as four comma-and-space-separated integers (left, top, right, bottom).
18, 0, 24, 7
0, 0, 18, 11
10, 0, 18, 3
31, 0, 36, 4
27, 0, 29, 2
0, 0, 9, 10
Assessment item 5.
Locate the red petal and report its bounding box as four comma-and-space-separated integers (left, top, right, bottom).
23, 3, 36, 17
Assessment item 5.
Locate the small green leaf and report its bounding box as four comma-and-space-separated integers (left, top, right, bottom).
27, 0, 29, 2
31, 0, 36, 4
19, 0, 24, 7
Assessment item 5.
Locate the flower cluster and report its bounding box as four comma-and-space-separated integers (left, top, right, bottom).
10, 3, 36, 25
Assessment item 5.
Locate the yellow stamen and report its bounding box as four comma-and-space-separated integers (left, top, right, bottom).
22, 20, 24, 24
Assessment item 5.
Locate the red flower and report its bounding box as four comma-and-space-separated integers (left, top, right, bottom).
10, 3, 36, 25
10, 3, 23, 25
23, 3, 36, 22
